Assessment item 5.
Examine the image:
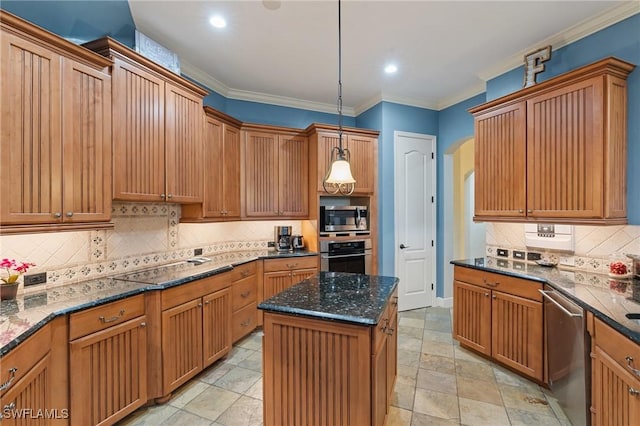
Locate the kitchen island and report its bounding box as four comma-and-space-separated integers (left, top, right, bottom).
258, 271, 399, 426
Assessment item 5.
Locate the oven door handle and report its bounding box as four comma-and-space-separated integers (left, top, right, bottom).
539, 290, 582, 318
321, 252, 372, 260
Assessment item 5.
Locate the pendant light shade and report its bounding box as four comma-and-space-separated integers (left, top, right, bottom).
322, 0, 356, 196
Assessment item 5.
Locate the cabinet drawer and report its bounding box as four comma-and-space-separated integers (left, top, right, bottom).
232, 276, 257, 311
0, 323, 51, 397
70, 294, 145, 340
454, 266, 542, 301
263, 256, 318, 273
372, 289, 398, 355
162, 274, 229, 310
594, 317, 640, 382
232, 302, 257, 342
227, 262, 257, 282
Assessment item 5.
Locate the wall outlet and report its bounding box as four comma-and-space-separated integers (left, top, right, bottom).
527, 252, 542, 261
497, 248, 509, 257
24, 272, 46, 286
194, 248, 203, 256
513, 250, 525, 260
267, 241, 275, 248
559, 255, 575, 267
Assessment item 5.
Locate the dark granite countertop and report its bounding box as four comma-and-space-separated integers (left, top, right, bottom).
0, 249, 318, 356
258, 271, 399, 325
451, 257, 640, 344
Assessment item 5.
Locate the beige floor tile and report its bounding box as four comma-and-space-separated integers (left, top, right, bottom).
392, 381, 416, 410
544, 394, 573, 426
411, 412, 460, 425
398, 335, 424, 352
456, 376, 502, 405
493, 365, 542, 391
459, 397, 510, 426
423, 330, 454, 344
400, 317, 426, 329
169, 380, 210, 408
506, 407, 562, 425
400, 308, 427, 319
214, 366, 261, 393
420, 353, 456, 375
200, 362, 236, 384
396, 372, 417, 388
421, 341, 455, 358
387, 406, 413, 426
160, 409, 214, 426
235, 333, 263, 351
397, 363, 419, 379
499, 383, 556, 417
397, 349, 421, 368
182, 386, 241, 421
223, 347, 255, 366
424, 318, 452, 333
399, 326, 425, 339
453, 345, 490, 364
237, 351, 263, 372
215, 395, 263, 426
416, 368, 457, 395
455, 359, 495, 382
413, 388, 459, 421
244, 378, 263, 400
117, 404, 179, 426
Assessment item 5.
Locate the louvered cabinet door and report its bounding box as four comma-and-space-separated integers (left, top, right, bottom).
0, 32, 62, 225
316, 132, 341, 191
491, 291, 543, 381
291, 268, 318, 285
453, 280, 491, 356
165, 82, 204, 203
527, 77, 604, 219
473, 102, 526, 219
69, 316, 148, 426
202, 288, 232, 367
591, 345, 640, 425
61, 58, 112, 223
263, 271, 293, 300
161, 299, 203, 393
347, 134, 376, 194
278, 135, 308, 217
1, 354, 53, 426
222, 124, 242, 218
112, 58, 165, 201
202, 116, 225, 217
244, 131, 279, 217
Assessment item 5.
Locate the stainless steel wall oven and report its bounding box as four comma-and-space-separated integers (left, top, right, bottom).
320, 239, 372, 274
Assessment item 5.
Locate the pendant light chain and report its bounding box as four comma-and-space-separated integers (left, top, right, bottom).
337, 0, 343, 148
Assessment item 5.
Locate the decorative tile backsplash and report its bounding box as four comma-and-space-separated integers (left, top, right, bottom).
0, 203, 302, 294
486, 223, 640, 273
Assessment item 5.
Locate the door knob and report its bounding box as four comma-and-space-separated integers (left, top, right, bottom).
399, 244, 409, 249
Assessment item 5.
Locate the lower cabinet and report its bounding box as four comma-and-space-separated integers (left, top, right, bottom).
590, 314, 640, 425
262, 256, 319, 301
1, 317, 67, 426
452, 266, 543, 382
160, 274, 232, 396
372, 290, 398, 426
69, 295, 147, 426
230, 262, 258, 342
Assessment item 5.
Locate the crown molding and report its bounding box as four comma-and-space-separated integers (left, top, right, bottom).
226, 87, 354, 116
180, 59, 230, 97
354, 93, 440, 116
435, 82, 487, 111
477, 2, 640, 82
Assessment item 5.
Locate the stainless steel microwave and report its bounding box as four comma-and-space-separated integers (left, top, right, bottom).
320, 206, 368, 232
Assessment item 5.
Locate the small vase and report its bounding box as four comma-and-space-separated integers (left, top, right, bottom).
0, 283, 19, 300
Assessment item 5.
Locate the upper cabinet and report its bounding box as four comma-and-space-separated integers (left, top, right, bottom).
308, 125, 378, 195
182, 107, 243, 221
84, 37, 208, 204
243, 125, 309, 218
0, 11, 113, 234
470, 57, 635, 225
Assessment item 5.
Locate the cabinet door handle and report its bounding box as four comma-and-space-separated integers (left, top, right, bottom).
160, 193, 166, 199
527, 209, 533, 213
99, 309, 125, 323
629, 387, 640, 397
53, 212, 62, 219
65, 211, 74, 217
204, 300, 210, 305
518, 209, 524, 213
484, 293, 489, 297
492, 295, 497, 299
140, 322, 147, 328
0, 367, 18, 391
625, 356, 640, 377
167, 194, 173, 199
198, 303, 203, 308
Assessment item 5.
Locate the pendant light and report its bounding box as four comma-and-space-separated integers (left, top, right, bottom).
323, 0, 356, 196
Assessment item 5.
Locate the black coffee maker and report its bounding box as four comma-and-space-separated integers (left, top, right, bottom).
274, 226, 293, 252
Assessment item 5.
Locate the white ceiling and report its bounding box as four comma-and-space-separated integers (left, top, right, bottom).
128, 1, 638, 114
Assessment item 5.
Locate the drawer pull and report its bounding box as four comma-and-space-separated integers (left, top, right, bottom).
99, 309, 125, 323
3, 401, 15, 411
483, 279, 499, 288
625, 356, 640, 377
240, 291, 251, 298
241, 270, 250, 278
629, 387, 640, 397
286, 263, 299, 269
0, 367, 17, 391
240, 319, 252, 327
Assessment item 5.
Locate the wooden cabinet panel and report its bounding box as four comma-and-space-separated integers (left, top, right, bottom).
232, 302, 257, 343
527, 78, 602, 218
263, 256, 318, 273
315, 132, 340, 192
164, 82, 203, 203
69, 294, 145, 340
202, 288, 232, 367
69, 316, 147, 426
161, 299, 203, 392
223, 124, 242, 217
372, 337, 388, 426
244, 131, 279, 217
111, 58, 165, 201
62, 59, 111, 223
263, 271, 295, 301
278, 135, 308, 217
453, 280, 492, 356
491, 291, 543, 381
347, 134, 376, 194
474, 102, 526, 218
291, 268, 317, 285
232, 275, 258, 311
387, 307, 398, 403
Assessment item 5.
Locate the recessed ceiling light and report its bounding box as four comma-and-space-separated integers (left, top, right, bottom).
384, 64, 398, 74
209, 15, 227, 29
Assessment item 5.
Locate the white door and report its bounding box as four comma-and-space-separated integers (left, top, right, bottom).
394, 131, 436, 311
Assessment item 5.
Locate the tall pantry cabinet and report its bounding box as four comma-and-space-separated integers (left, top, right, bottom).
0, 11, 113, 233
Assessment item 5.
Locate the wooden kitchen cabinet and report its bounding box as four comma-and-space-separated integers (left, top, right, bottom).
262, 256, 319, 301
590, 314, 640, 425
69, 295, 147, 426
453, 266, 543, 381
0, 317, 67, 426
182, 107, 242, 221
243, 126, 309, 218
470, 57, 635, 224
1, 12, 112, 233
84, 37, 207, 204
229, 262, 258, 342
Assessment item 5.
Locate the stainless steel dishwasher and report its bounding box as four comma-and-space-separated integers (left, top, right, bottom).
540, 288, 590, 426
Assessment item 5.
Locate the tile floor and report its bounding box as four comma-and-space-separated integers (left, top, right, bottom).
118, 307, 571, 426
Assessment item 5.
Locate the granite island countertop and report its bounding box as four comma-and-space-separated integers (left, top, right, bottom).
258, 271, 399, 325
451, 257, 640, 344
0, 249, 319, 356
